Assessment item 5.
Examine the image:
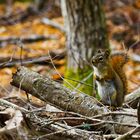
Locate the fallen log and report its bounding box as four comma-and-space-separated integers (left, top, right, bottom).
11, 67, 139, 134
11, 67, 105, 116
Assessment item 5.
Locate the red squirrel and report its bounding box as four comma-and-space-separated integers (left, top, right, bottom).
91, 49, 128, 107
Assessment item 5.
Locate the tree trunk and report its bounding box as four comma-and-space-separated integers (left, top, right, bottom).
61, 0, 109, 95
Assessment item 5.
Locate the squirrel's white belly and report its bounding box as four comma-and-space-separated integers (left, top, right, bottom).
96, 80, 117, 106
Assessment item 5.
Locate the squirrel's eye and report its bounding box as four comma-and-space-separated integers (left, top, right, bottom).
99, 57, 103, 61
92, 59, 95, 64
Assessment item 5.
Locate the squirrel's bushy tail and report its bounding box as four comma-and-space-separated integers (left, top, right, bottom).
110, 52, 128, 95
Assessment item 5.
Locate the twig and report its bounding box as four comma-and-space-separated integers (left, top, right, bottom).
37, 123, 93, 139
129, 40, 140, 50
0, 99, 28, 113
74, 71, 93, 90
37, 119, 140, 140
41, 113, 139, 128
115, 126, 140, 140
62, 111, 138, 131
130, 54, 140, 63
103, 134, 140, 139
93, 111, 137, 118
54, 122, 102, 136
42, 18, 66, 33
103, 134, 120, 139
64, 76, 93, 87
0, 50, 65, 68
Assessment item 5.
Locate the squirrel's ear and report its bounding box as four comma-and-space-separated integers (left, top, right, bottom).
97, 49, 102, 53
105, 49, 110, 57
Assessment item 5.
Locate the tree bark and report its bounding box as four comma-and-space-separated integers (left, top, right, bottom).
11, 67, 139, 134
11, 67, 105, 116
61, 0, 109, 95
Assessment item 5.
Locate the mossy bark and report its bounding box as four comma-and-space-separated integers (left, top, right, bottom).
64, 67, 93, 96
61, 0, 109, 95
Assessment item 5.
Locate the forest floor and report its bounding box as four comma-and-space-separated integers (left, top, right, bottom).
0, 1, 139, 140
0, 0, 139, 109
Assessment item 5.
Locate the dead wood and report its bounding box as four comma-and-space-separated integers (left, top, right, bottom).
0, 49, 65, 68
125, 87, 140, 108
0, 35, 57, 46
114, 126, 140, 140
41, 18, 66, 33
11, 66, 140, 135
0, 6, 46, 26
0, 99, 98, 140
11, 67, 105, 116
0, 99, 28, 113
0, 108, 29, 140
0, 1, 61, 26
130, 54, 140, 63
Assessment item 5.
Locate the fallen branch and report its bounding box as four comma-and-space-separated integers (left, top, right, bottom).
93, 111, 137, 118
0, 97, 139, 140
0, 98, 28, 113
130, 54, 140, 63
103, 134, 140, 139
115, 126, 140, 140
125, 87, 140, 108
0, 5, 49, 26
11, 66, 139, 134
0, 35, 57, 46
0, 49, 65, 68
0, 99, 84, 139
36, 122, 93, 140
42, 18, 66, 33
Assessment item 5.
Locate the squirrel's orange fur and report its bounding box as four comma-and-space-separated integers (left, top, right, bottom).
110, 52, 128, 95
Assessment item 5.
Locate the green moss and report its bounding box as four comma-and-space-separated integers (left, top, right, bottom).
64, 66, 93, 96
